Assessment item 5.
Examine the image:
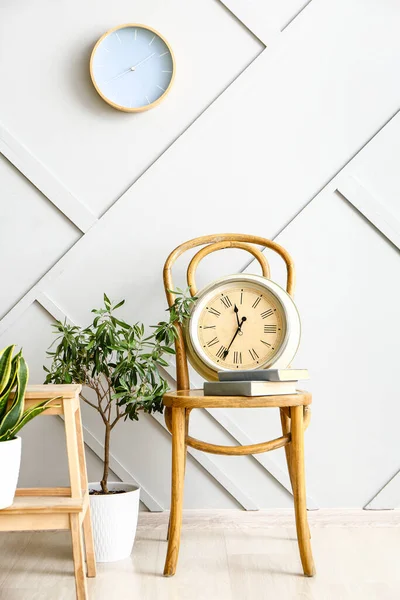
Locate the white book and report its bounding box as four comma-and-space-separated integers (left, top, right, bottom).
218, 369, 309, 382
204, 380, 297, 397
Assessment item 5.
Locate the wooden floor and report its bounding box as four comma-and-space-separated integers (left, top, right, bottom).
0, 510, 399, 600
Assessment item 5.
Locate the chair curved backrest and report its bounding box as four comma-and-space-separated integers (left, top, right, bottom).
163, 233, 296, 389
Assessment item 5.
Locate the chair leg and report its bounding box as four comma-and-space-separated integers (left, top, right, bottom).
291, 405, 315, 577
164, 407, 186, 576
167, 408, 189, 542
280, 408, 311, 539
280, 408, 295, 491
70, 514, 88, 600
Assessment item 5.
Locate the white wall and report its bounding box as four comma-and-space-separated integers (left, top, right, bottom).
1, 0, 400, 510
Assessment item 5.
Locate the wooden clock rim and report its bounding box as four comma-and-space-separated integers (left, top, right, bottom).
89, 22, 175, 113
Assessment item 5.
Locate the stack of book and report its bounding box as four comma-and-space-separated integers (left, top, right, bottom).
203, 369, 309, 396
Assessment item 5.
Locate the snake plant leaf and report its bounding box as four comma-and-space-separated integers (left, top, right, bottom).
0, 345, 15, 396
0, 356, 28, 436
0, 351, 21, 421
0, 397, 61, 441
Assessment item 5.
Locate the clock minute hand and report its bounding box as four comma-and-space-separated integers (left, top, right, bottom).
132, 52, 156, 70
234, 304, 240, 328
223, 316, 247, 358
105, 52, 156, 83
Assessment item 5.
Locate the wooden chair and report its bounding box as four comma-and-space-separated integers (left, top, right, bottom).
162, 234, 315, 578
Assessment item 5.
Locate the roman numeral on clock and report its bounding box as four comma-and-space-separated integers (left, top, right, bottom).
207, 307, 221, 317
220, 295, 232, 308
233, 351, 242, 364
216, 346, 227, 360
264, 325, 277, 333
249, 348, 259, 361
252, 296, 261, 309
261, 309, 274, 319
203, 325, 216, 329
207, 336, 219, 347
261, 340, 271, 347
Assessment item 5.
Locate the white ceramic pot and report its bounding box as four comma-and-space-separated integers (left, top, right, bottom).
0, 436, 22, 509
89, 482, 140, 562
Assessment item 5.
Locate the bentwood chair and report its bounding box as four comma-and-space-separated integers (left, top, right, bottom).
162, 234, 315, 578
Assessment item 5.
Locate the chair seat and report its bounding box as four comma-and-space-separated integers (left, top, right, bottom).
163, 388, 311, 409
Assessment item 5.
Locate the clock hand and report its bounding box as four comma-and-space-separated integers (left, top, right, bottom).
223, 316, 247, 358
105, 53, 156, 83
106, 67, 135, 83
131, 52, 156, 69
234, 304, 240, 328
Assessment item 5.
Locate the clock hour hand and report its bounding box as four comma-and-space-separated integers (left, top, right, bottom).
223, 316, 246, 358
106, 67, 135, 83
105, 52, 156, 83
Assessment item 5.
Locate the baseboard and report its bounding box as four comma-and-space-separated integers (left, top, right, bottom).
137, 509, 400, 530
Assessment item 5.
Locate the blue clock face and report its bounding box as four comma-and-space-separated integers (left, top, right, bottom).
90, 25, 174, 112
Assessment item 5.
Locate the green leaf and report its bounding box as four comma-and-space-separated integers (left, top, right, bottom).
113, 299, 125, 310
104, 293, 111, 308
156, 358, 169, 367
160, 346, 175, 354
0, 345, 15, 395
0, 352, 21, 420
111, 317, 130, 330
0, 397, 61, 441
0, 356, 28, 436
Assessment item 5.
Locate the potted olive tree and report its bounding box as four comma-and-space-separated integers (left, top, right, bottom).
44, 292, 194, 562
0, 345, 57, 509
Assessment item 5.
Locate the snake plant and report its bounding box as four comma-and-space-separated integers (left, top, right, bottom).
0, 345, 57, 442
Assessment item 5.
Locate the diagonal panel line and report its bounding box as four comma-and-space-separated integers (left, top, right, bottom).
151, 412, 258, 510
364, 468, 400, 510
219, 0, 278, 45
337, 176, 400, 251
81, 423, 164, 511
282, 0, 314, 31
270, 108, 400, 241
335, 176, 400, 510
206, 407, 319, 509
0, 123, 97, 233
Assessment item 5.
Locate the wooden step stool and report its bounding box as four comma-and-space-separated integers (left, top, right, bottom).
0, 385, 96, 600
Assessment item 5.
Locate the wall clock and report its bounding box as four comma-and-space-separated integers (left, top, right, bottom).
184, 274, 301, 381
90, 23, 175, 113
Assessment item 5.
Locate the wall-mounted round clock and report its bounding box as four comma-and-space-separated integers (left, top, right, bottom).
184, 274, 301, 381
90, 24, 175, 113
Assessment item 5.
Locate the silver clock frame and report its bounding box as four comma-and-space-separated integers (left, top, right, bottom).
187, 273, 301, 375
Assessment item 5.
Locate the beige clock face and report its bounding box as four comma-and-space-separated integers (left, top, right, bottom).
197, 284, 286, 370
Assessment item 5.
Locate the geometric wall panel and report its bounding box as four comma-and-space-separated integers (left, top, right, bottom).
2, 0, 400, 510
272, 191, 400, 508
0, 0, 263, 217
0, 155, 80, 319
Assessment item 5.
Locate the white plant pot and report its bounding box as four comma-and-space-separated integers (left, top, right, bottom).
89, 482, 140, 562
0, 436, 22, 509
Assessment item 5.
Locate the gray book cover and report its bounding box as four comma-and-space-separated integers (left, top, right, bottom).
204, 380, 297, 396
217, 369, 309, 382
